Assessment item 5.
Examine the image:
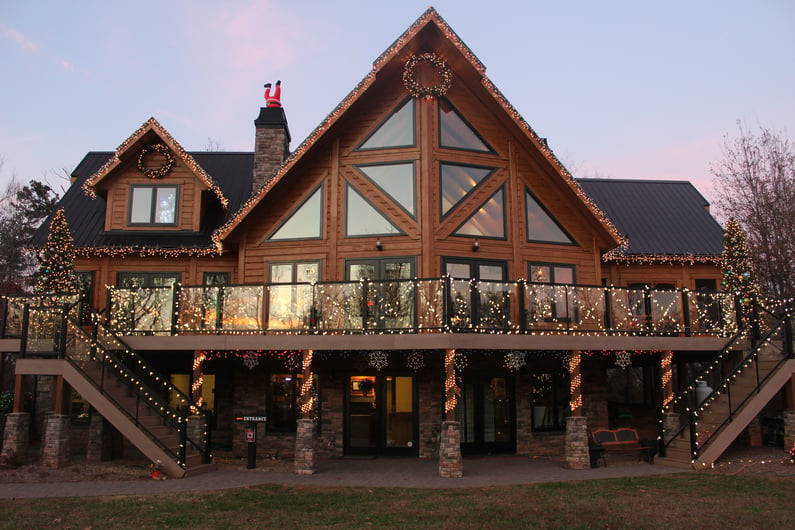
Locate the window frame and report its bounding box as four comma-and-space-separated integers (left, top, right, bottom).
525, 187, 577, 246
438, 97, 495, 154
128, 184, 179, 226
452, 185, 507, 240
354, 98, 416, 151
527, 262, 577, 322
439, 161, 497, 220
353, 161, 417, 219
344, 182, 405, 238
266, 184, 324, 241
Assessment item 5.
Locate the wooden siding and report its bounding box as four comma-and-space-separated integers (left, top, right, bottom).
602, 262, 721, 290
101, 151, 207, 233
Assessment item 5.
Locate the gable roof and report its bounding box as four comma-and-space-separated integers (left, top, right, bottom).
577, 179, 724, 263
82, 117, 229, 210
31, 151, 253, 256
212, 7, 623, 250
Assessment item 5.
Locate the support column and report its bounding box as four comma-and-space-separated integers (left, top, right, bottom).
294, 349, 316, 475
663, 412, 680, 444
438, 421, 462, 478
782, 410, 795, 459
191, 351, 206, 409
1, 412, 30, 465
86, 410, 112, 463
661, 351, 673, 407
41, 414, 70, 468
565, 352, 590, 469
439, 349, 462, 478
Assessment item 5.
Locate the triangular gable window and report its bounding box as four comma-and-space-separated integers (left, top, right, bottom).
453, 187, 505, 239
268, 185, 323, 240
356, 99, 415, 150
346, 183, 403, 237
526, 188, 576, 245
355, 162, 416, 218
439, 98, 493, 153
440, 163, 495, 218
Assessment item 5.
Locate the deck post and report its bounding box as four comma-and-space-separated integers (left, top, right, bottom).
438, 421, 462, 478
41, 414, 71, 468
564, 351, 590, 469
295, 349, 316, 475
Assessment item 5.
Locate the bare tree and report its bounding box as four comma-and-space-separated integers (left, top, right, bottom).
711, 124, 795, 299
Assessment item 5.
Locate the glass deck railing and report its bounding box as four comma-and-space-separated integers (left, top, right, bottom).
96, 278, 740, 337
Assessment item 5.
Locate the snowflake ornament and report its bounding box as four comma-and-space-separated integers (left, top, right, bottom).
454, 351, 469, 371
242, 353, 259, 371
369, 350, 389, 371
504, 351, 526, 372
284, 352, 300, 372
615, 350, 632, 369
406, 351, 425, 372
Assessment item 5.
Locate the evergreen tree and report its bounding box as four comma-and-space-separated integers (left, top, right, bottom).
721, 218, 759, 310
35, 208, 76, 295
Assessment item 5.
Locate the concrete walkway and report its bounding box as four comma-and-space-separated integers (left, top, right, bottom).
0, 457, 688, 499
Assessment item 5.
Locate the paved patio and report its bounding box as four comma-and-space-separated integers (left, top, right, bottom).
0, 456, 688, 499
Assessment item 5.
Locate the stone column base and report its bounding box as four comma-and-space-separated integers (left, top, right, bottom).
439, 421, 462, 478
294, 419, 316, 475
565, 416, 590, 470
86, 412, 113, 463
783, 410, 795, 457
663, 412, 680, 445
42, 414, 70, 468
1, 412, 30, 466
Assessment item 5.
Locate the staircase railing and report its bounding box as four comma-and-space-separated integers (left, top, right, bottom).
20, 301, 211, 468
658, 301, 794, 461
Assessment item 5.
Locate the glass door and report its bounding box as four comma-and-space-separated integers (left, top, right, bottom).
345, 374, 417, 456
456, 375, 515, 455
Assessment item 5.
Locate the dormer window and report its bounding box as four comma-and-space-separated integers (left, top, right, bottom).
129, 184, 178, 226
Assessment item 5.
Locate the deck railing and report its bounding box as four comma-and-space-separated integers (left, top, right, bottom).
95, 278, 740, 337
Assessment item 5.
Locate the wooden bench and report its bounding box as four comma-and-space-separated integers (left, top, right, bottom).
589, 428, 655, 467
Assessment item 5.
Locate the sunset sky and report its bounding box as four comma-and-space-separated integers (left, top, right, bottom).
2, 1, 793, 207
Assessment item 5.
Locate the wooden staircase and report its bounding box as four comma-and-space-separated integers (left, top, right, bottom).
658, 318, 795, 469
15, 304, 213, 478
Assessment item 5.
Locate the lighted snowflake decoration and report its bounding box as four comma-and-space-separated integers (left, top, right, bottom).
615, 350, 632, 369
454, 351, 468, 371
406, 351, 425, 372
504, 351, 526, 372
284, 352, 300, 372
369, 350, 389, 371
242, 353, 259, 371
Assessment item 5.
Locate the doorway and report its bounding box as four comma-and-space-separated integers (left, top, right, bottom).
455, 374, 516, 454
345, 374, 418, 456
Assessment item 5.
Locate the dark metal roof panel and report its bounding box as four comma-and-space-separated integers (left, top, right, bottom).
577, 179, 724, 256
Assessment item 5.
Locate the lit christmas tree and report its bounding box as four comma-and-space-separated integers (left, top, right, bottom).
35, 208, 77, 295
720, 218, 759, 312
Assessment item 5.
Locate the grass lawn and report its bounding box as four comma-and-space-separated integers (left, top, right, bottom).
1, 474, 793, 529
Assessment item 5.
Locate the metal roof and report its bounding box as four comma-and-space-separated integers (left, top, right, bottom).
577, 178, 724, 257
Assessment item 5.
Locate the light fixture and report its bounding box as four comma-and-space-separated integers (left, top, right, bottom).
472, 239, 480, 251
376, 238, 383, 251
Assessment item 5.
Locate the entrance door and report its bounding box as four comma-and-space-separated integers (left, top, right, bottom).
345, 374, 417, 456
456, 375, 515, 454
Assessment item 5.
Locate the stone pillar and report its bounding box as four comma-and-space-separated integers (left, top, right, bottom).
86, 411, 113, 463
294, 419, 316, 475
565, 416, 590, 469
782, 410, 795, 457
1, 412, 30, 465
438, 420, 462, 478
41, 414, 70, 468
663, 412, 680, 445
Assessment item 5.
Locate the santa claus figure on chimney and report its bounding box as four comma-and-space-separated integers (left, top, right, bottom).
264, 80, 282, 108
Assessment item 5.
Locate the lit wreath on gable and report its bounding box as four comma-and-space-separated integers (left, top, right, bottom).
403, 52, 452, 99
137, 143, 175, 179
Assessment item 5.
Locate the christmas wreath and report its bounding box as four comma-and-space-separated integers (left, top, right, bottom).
403, 52, 452, 99
137, 144, 175, 179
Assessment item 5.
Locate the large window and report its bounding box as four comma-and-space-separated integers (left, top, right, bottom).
117, 272, 180, 288
346, 257, 414, 329
267, 372, 318, 433
440, 163, 495, 218
129, 184, 178, 226
453, 187, 506, 239
532, 371, 570, 431
528, 263, 576, 322
268, 185, 323, 241
268, 261, 320, 330
439, 98, 493, 153
355, 162, 416, 218
356, 99, 415, 150
525, 189, 575, 245
345, 184, 403, 237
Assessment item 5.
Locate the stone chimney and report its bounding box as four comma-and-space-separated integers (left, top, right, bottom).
253, 107, 291, 193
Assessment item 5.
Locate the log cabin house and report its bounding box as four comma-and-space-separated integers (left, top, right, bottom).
2, 8, 794, 478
